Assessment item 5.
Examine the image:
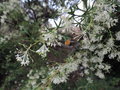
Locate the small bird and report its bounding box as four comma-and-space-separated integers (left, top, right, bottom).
59, 26, 83, 41
65, 39, 71, 46
58, 26, 83, 47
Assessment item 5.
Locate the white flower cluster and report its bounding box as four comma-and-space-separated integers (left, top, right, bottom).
95, 70, 105, 79
116, 31, 120, 40
52, 75, 68, 84
0, 13, 7, 24
0, 0, 21, 24
16, 51, 30, 66
26, 68, 50, 89
87, 77, 93, 83
0, 35, 10, 44
27, 70, 39, 86
77, 0, 118, 80
35, 28, 63, 58
94, 1, 118, 28
41, 28, 63, 47
36, 44, 49, 58
26, 70, 42, 89
50, 59, 79, 84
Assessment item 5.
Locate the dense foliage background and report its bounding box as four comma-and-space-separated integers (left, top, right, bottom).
0, 0, 120, 90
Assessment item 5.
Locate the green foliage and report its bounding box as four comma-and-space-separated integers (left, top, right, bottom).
0, 39, 28, 90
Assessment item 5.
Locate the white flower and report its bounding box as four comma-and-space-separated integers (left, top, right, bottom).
107, 38, 114, 47
42, 30, 62, 47
82, 62, 88, 68
43, 33, 55, 41
24, 16, 29, 21
16, 54, 22, 61
1, 15, 7, 23
1, 18, 5, 23
98, 64, 104, 69
31, 80, 37, 86
95, 70, 105, 79
104, 65, 111, 71
36, 44, 49, 57
116, 31, 120, 40
108, 52, 117, 59
84, 69, 89, 75
16, 51, 30, 66
21, 59, 30, 66
87, 77, 93, 83
52, 76, 67, 84
0, 37, 6, 43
